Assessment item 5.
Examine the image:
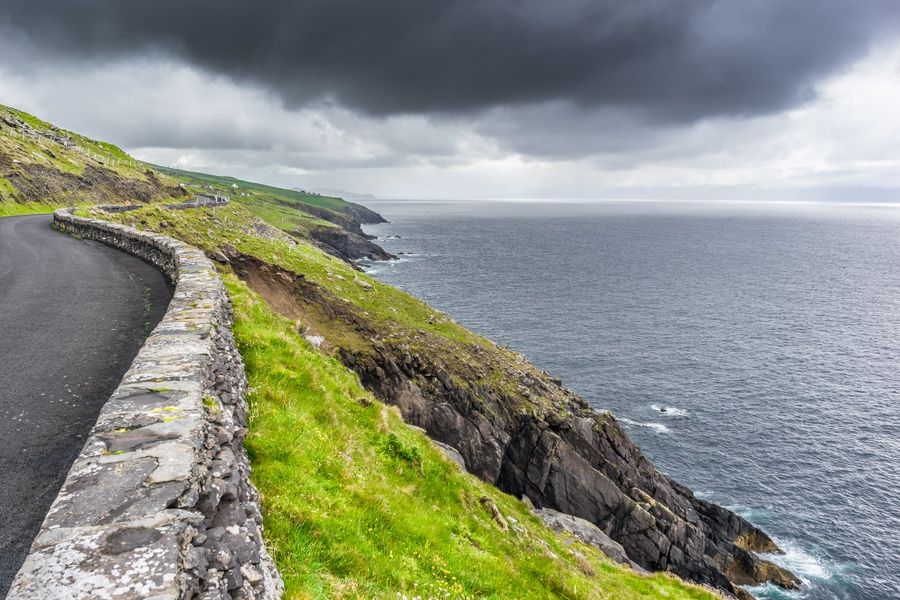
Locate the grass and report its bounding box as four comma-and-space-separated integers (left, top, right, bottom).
0, 200, 58, 217
0, 104, 184, 209
90, 203, 491, 343
226, 273, 718, 599
150, 163, 351, 211
1, 113, 143, 181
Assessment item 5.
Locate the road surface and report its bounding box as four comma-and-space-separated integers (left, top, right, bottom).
0, 214, 171, 596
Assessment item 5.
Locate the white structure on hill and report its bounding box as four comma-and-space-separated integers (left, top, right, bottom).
194, 193, 229, 206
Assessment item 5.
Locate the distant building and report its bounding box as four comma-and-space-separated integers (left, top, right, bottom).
194, 193, 229, 205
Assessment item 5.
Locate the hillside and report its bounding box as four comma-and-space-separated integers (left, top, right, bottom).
0, 105, 187, 215
1, 105, 794, 599
150, 164, 391, 262
0, 103, 383, 244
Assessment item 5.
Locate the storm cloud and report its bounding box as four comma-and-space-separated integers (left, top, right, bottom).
2, 1, 900, 199
1, 0, 898, 122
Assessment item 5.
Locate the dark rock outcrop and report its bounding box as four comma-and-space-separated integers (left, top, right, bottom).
336, 201, 388, 225
278, 199, 393, 263
281, 200, 384, 237
308, 225, 395, 262
345, 344, 800, 599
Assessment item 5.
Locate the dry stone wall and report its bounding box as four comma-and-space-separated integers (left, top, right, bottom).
8, 209, 283, 600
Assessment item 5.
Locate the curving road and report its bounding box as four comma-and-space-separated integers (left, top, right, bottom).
0, 214, 172, 597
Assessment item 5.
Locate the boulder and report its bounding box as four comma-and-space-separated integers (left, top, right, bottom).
534, 507, 647, 573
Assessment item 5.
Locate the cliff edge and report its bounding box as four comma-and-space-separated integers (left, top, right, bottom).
94, 192, 799, 598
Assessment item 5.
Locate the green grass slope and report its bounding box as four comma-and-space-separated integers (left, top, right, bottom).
227, 274, 717, 599
0, 105, 185, 215
148, 164, 344, 235
87, 202, 721, 600
151, 164, 350, 211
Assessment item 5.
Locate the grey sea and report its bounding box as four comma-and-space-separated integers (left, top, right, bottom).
361, 200, 900, 600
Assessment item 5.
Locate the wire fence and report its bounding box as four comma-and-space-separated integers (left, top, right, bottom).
2, 124, 140, 169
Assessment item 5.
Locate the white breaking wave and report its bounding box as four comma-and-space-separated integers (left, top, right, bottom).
745, 539, 837, 599
359, 253, 423, 275
767, 539, 833, 583
620, 418, 670, 434
650, 404, 688, 417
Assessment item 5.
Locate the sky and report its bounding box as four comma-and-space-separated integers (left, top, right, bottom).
1, 0, 899, 201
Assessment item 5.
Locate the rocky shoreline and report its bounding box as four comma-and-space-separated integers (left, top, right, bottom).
290, 200, 396, 264
294, 204, 800, 599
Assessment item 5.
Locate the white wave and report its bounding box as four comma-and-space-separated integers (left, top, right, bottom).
766, 540, 832, 583
358, 253, 422, 275
650, 404, 688, 417
742, 581, 801, 600
620, 418, 670, 434
744, 539, 837, 600
359, 263, 384, 275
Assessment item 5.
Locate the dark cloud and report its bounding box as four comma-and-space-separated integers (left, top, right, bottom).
1, 0, 897, 123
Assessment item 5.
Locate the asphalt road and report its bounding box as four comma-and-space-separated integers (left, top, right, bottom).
0, 214, 171, 597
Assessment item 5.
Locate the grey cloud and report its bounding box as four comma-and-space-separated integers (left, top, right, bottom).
1, 0, 898, 123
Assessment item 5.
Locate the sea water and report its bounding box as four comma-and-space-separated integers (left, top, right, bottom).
362, 200, 900, 600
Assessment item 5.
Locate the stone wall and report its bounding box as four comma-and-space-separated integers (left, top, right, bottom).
9, 209, 283, 600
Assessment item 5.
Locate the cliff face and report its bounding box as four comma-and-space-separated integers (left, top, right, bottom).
227, 248, 800, 600
269, 197, 393, 262
347, 345, 799, 599
308, 225, 396, 262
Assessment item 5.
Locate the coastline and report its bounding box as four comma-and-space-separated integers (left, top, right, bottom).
358, 199, 900, 600
348, 203, 801, 599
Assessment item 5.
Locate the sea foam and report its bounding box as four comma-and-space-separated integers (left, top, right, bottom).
650, 404, 688, 417
620, 418, 670, 434
745, 539, 838, 600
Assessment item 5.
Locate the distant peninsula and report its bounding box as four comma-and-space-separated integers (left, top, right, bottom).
297, 186, 377, 200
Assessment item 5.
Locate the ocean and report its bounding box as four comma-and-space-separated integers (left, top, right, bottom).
360, 200, 900, 600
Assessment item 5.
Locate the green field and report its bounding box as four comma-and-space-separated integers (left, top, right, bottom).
150, 164, 351, 210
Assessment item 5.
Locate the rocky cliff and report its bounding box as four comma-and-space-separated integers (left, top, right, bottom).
226, 248, 799, 600
348, 344, 799, 599
288, 199, 394, 262
308, 225, 396, 262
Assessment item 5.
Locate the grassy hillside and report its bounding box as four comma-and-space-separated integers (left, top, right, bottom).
227, 273, 717, 599
148, 164, 347, 236
85, 201, 721, 599
0, 105, 185, 214
151, 164, 350, 211
0, 105, 361, 225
